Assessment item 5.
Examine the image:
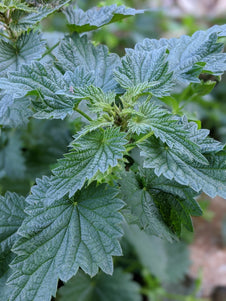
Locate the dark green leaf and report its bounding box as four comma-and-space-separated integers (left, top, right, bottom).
139, 137, 226, 198
0, 192, 26, 301
9, 182, 124, 301
57, 268, 141, 301
0, 131, 25, 180
0, 31, 45, 77
125, 224, 190, 283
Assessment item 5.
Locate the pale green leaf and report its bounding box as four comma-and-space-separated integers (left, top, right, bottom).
46, 127, 127, 202
57, 268, 141, 301
139, 137, 226, 198
135, 26, 226, 84
9, 182, 124, 301
0, 31, 45, 77
0, 94, 32, 127
0, 0, 35, 13
64, 4, 144, 33
114, 47, 174, 97
9, 0, 71, 33
128, 103, 208, 165
0, 62, 77, 119
57, 34, 121, 92
74, 119, 114, 141
180, 116, 224, 153
57, 85, 116, 115
0, 192, 26, 301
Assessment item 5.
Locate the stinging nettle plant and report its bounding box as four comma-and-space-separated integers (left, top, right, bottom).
0, 1, 226, 300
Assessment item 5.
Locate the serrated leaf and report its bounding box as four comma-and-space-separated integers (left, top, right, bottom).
0, 93, 32, 127
139, 137, 226, 198
0, 62, 77, 119
0, 192, 26, 256
135, 26, 226, 85
0, 0, 35, 13
0, 192, 26, 301
114, 47, 174, 97
0, 131, 26, 180
74, 119, 114, 141
0, 31, 45, 77
57, 268, 141, 301
137, 167, 202, 216
46, 127, 127, 203
64, 4, 144, 33
128, 103, 208, 165
57, 34, 121, 92
121, 179, 176, 241
9, 182, 124, 301
178, 116, 224, 153
57, 84, 116, 115
125, 224, 190, 284
120, 168, 200, 239
9, 0, 71, 33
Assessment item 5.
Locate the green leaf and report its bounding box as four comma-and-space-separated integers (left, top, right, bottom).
57, 84, 116, 115
0, 131, 25, 180
74, 119, 114, 141
22, 119, 71, 180
0, 62, 77, 119
0, 0, 35, 13
64, 4, 144, 33
129, 103, 208, 165
57, 268, 141, 301
0, 93, 32, 127
125, 224, 190, 284
114, 47, 174, 97
0, 192, 26, 301
120, 172, 176, 241
120, 168, 201, 239
135, 26, 226, 84
9, 0, 71, 33
180, 116, 224, 153
139, 137, 226, 198
136, 167, 202, 216
57, 34, 121, 92
0, 31, 46, 77
9, 182, 124, 301
46, 127, 127, 203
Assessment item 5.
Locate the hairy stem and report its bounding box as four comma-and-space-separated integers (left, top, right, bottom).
38, 41, 60, 61
126, 131, 154, 152
74, 107, 93, 122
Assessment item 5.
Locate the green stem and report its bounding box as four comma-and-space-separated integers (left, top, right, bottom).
164, 292, 208, 301
126, 131, 154, 152
38, 41, 60, 61
0, 32, 10, 40
74, 107, 93, 122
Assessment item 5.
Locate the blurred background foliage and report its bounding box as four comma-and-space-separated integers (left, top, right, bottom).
1, 0, 226, 300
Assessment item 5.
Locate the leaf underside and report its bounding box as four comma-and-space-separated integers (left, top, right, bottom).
64, 4, 144, 33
